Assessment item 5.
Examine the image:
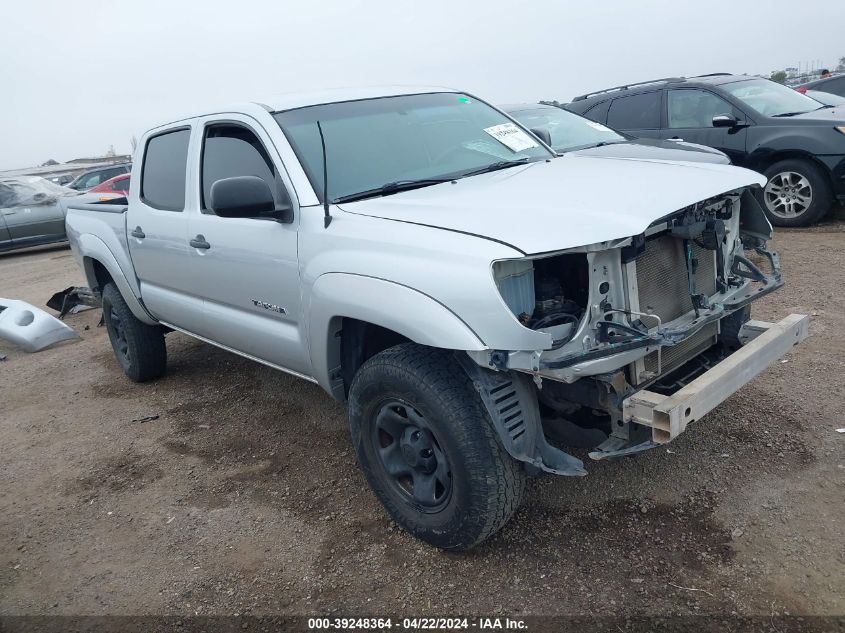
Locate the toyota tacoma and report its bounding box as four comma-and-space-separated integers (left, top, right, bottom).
65, 87, 808, 549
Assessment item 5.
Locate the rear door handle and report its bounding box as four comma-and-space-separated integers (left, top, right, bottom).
190, 235, 210, 250
668, 136, 684, 142
130, 226, 145, 238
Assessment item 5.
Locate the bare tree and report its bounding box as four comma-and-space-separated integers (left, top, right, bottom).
130, 135, 138, 153
838, 56, 845, 71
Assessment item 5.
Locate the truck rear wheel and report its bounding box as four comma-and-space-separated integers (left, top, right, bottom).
101, 282, 167, 382
348, 343, 526, 550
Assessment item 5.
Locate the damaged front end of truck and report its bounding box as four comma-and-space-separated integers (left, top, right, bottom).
466, 186, 808, 474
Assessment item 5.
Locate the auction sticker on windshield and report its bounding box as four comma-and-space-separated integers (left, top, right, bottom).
483, 123, 539, 152
586, 120, 613, 132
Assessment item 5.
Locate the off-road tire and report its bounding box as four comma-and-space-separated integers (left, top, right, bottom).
348, 343, 526, 550
759, 159, 832, 228
101, 282, 167, 382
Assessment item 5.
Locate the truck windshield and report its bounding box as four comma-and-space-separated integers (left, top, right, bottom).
505, 106, 626, 152
724, 78, 821, 117
273, 92, 553, 203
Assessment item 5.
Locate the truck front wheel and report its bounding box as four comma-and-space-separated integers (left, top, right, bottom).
348, 343, 526, 549
101, 282, 167, 382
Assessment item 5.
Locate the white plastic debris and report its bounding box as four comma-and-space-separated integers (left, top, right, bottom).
0, 298, 80, 352
836, 428, 845, 434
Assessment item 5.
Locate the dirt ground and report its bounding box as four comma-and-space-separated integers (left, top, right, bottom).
0, 220, 843, 620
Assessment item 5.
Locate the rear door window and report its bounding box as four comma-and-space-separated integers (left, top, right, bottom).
607, 92, 661, 129
141, 129, 190, 211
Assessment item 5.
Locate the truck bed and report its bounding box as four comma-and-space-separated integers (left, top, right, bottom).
63, 199, 152, 323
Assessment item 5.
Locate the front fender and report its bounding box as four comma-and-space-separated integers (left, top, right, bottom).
308, 273, 487, 395
746, 131, 841, 172
77, 233, 157, 325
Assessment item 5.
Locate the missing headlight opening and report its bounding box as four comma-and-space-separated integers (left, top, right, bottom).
495, 253, 589, 348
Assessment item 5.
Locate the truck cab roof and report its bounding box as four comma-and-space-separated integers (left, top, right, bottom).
147, 86, 459, 133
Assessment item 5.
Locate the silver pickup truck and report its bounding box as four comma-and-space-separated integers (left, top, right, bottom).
66, 86, 808, 549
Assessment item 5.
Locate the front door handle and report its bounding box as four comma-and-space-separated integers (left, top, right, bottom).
130, 226, 145, 239
668, 136, 684, 142
190, 235, 211, 250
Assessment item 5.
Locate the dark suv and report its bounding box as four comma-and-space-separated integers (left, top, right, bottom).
562, 74, 845, 226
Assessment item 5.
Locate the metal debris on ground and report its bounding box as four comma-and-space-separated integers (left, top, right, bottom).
46, 286, 100, 319
132, 415, 160, 423
668, 582, 715, 598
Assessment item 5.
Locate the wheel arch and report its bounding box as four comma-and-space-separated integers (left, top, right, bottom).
308, 273, 487, 400
77, 234, 157, 325
747, 149, 836, 194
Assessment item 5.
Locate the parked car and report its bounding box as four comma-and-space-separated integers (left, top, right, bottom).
67, 163, 131, 191
0, 177, 77, 252
796, 73, 845, 98
563, 74, 845, 227
65, 86, 807, 549
501, 102, 729, 163
89, 173, 130, 197
804, 89, 845, 107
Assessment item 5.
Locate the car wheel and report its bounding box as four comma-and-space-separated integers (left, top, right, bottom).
101, 282, 167, 382
348, 343, 526, 550
760, 159, 832, 227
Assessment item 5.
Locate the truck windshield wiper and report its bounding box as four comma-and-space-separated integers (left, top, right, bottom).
458, 157, 533, 178
771, 111, 812, 117
556, 140, 625, 154
333, 178, 454, 204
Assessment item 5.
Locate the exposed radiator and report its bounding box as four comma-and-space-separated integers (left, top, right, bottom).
634, 234, 718, 381
635, 234, 716, 322
644, 321, 718, 377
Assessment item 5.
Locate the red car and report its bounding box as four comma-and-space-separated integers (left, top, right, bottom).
89, 173, 130, 196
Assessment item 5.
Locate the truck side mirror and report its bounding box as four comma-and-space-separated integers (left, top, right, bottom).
530, 127, 553, 146
210, 176, 282, 220
712, 114, 738, 128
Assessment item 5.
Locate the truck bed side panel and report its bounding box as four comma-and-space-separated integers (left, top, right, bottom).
64, 202, 156, 324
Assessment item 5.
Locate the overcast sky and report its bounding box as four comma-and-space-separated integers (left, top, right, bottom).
1, 0, 843, 170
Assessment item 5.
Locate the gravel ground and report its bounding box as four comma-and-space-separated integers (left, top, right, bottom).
0, 220, 843, 619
